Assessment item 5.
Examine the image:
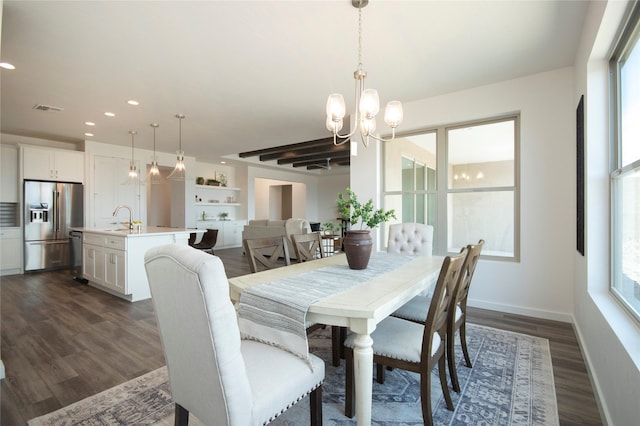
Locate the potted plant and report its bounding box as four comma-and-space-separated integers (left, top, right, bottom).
321, 220, 342, 236
218, 212, 229, 221
336, 188, 396, 269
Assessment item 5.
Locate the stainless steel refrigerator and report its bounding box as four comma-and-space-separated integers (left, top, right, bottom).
24, 180, 83, 271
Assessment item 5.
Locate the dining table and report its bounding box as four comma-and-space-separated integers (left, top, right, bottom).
228, 251, 445, 426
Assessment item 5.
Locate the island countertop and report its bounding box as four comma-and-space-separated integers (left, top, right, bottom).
72, 226, 202, 237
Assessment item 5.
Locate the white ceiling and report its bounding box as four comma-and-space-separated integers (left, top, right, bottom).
0, 0, 589, 171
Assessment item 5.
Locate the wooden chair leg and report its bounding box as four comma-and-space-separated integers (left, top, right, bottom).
340, 327, 346, 359
376, 363, 385, 384
331, 326, 341, 366
460, 322, 472, 368
174, 403, 189, 426
344, 347, 355, 418
420, 364, 434, 426
309, 385, 323, 426
439, 355, 454, 411
447, 328, 461, 393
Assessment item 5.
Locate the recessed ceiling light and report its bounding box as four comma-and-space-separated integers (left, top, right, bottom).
85, 121, 95, 126
84, 132, 94, 137
0, 62, 15, 70
127, 100, 139, 106
221, 161, 227, 164
104, 112, 115, 117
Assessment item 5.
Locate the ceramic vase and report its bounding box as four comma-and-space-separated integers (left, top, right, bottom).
342, 230, 373, 270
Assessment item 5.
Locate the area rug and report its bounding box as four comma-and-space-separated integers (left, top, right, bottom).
28, 323, 558, 426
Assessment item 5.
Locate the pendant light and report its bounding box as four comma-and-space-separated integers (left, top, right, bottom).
325, 0, 403, 151
149, 123, 162, 183
127, 130, 138, 179
167, 114, 186, 180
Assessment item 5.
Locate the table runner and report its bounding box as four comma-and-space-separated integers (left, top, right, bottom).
237, 252, 414, 368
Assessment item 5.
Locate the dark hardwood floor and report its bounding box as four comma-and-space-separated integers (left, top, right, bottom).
1, 248, 602, 425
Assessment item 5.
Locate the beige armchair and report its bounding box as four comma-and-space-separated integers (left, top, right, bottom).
145, 244, 324, 425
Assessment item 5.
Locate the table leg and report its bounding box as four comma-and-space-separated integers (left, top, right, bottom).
353, 332, 373, 426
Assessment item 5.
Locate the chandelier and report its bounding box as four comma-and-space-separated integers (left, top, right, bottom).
167, 114, 186, 180
149, 123, 162, 183
326, 0, 403, 150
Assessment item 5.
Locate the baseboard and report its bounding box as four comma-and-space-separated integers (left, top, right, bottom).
468, 298, 573, 323
572, 321, 611, 426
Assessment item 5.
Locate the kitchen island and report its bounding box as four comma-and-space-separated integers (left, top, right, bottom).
75, 227, 202, 302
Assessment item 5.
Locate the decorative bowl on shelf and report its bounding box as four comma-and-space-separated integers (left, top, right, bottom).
206, 179, 220, 186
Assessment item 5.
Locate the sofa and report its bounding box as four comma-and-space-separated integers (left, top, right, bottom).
241, 218, 312, 259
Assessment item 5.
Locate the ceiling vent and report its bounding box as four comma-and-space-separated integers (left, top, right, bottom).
33, 104, 64, 112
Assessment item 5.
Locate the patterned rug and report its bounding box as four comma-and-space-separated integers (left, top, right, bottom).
28, 323, 558, 426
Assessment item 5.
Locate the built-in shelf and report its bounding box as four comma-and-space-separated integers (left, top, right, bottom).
195, 184, 240, 191
195, 202, 240, 206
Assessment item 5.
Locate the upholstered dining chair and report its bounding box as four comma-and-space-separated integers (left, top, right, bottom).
343, 249, 468, 424
291, 232, 325, 263
392, 239, 484, 393
244, 235, 291, 273
145, 244, 324, 426
191, 228, 218, 254
387, 222, 434, 256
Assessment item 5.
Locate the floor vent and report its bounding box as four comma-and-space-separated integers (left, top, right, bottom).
33, 104, 64, 112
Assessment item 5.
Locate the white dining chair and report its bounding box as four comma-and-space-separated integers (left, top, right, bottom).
387, 223, 434, 256
145, 244, 324, 425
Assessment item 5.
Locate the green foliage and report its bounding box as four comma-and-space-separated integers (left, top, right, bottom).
321, 220, 342, 235
336, 188, 396, 230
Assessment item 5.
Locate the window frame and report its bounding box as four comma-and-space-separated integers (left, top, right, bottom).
609, 1, 640, 323
382, 114, 520, 261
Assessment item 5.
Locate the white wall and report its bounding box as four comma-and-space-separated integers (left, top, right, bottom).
572, 1, 640, 425
246, 166, 320, 221
353, 67, 576, 322
317, 173, 350, 226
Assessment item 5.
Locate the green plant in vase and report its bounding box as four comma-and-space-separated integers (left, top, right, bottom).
218, 212, 229, 221
336, 188, 395, 269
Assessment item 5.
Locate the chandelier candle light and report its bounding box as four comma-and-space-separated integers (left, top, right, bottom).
326, 0, 403, 153
168, 113, 186, 180
149, 123, 161, 183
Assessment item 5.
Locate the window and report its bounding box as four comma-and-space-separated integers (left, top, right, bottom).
384, 116, 519, 260
610, 3, 640, 321
383, 132, 437, 246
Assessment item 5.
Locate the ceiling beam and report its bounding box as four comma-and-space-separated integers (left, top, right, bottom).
238, 136, 337, 158
292, 155, 350, 168
261, 143, 349, 162
277, 151, 349, 165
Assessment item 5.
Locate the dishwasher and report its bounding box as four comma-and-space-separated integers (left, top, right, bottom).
69, 231, 87, 283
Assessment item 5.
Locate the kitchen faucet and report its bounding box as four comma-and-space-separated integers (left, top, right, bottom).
112, 205, 133, 231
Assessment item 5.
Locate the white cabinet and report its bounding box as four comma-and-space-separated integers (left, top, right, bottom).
0, 227, 22, 275
81, 229, 191, 302
1, 145, 19, 202
91, 155, 144, 229
83, 233, 127, 295
22, 146, 84, 183
196, 219, 246, 248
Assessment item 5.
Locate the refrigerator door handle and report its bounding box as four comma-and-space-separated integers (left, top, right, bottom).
53, 190, 60, 234
27, 240, 70, 246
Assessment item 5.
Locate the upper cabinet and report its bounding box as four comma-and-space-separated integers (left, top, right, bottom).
22, 146, 84, 183
0, 145, 19, 202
